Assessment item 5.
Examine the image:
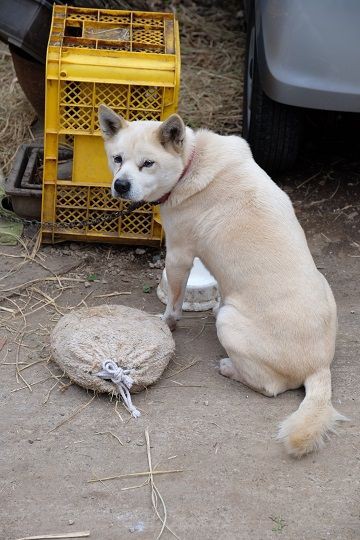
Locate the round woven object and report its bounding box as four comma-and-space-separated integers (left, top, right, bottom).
51, 305, 175, 395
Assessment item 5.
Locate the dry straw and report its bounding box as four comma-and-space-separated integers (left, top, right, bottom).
0, 44, 34, 175
15, 533, 90, 540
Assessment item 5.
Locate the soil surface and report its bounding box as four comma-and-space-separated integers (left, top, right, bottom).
1, 2, 360, 540
1, 149, 360, 540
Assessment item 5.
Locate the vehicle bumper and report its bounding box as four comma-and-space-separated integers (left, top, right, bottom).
256, 0, 360, 112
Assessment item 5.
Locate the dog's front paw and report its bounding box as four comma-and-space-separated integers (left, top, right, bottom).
161, 314, 177, 332
219, 357, 236, 379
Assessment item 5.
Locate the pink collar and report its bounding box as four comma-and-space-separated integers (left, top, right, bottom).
155, 148, 195, 205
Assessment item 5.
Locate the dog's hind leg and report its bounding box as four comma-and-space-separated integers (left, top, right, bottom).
162, 248, 194, 331
218, 357, 290, 397
216, 305, 295, 397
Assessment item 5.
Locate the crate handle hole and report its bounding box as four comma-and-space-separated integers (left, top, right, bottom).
65, 24, 83, 38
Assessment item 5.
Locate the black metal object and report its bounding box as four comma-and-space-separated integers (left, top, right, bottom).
4, 143, 144, 228
5, 143, 72, 219
0, 0, 56, 64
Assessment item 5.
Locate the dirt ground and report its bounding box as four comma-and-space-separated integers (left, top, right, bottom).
1, 2, 360, 540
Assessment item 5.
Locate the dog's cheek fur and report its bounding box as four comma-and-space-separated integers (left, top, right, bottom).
141, 160, 183, 201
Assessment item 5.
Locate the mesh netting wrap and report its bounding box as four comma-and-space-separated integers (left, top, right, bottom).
51, 305, 175, 402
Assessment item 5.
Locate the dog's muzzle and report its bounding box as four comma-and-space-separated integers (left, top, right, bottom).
114, 178, 131, 196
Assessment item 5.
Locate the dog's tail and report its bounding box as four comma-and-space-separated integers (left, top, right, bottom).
277, 368, 347, 457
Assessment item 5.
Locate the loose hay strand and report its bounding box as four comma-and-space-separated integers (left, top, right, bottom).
164, 358, 199, 379
145, 428, 180, 540
0, 276, 85, 297
43, 381, 59, 405
15, 329, 32, 391
49, 394, 96, 433
0, 43, 34, 175
94, 291, 131, 298
121, 479, 149, 492
15, 533, 90, 540
11, 375, 60, 393
87, 469, 183, 483
95, 430, 124, 446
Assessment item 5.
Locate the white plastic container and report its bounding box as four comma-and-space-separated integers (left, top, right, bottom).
157, 257, 219, 312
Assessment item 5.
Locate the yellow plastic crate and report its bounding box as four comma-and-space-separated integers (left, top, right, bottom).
41, 5, 180, 244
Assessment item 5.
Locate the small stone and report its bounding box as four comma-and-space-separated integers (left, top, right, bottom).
68, 520, 75, 526
121, 277, 131, 282
129, 522, 144, 533
135, 248, 146, 255
28, 440, 34, 444
204, 400, 209, 406
84, 281, 91, 288
153, 260, 163, 269
152, 254, 161, 263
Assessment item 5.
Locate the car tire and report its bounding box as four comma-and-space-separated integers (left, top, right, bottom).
242, 18, 303, 173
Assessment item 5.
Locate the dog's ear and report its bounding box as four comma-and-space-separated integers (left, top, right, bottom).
158, 114, 185, 152
98, 104, 127, 139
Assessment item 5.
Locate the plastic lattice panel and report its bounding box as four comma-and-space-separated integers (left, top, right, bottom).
97, 42, 130, 51
89, 187, 121, 210
99, 13, 131, 23
67, 11, 97, 21
121, 212, 152, 235
56, 186, 88, 206
60, 106, 92, 132
130, 86, 163, 110
133, 15, 163, 27
137, 203, 153, 212
60, 81, 93, 106
88, 210, 119, 233
133, 28, 164, 45
95, 84, 128, 108
56, 207, 87, 229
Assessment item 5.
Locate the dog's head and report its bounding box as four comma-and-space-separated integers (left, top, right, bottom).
98, 104, 187, 202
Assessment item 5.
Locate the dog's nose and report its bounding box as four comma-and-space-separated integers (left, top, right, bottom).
114, 178, 131, 195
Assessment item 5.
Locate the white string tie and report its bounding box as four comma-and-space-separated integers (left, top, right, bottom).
96, 360, 141, 418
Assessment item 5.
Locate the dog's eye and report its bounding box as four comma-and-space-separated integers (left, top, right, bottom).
142, 160, 155, 168
114, 155, 122, 164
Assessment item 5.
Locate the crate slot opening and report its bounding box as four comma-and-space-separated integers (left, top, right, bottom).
64, 23, 83, 38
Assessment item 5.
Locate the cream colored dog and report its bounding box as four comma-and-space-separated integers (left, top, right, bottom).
99, 104, 346, 457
